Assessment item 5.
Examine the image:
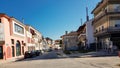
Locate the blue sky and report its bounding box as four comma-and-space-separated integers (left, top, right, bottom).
0, 0, 101, 40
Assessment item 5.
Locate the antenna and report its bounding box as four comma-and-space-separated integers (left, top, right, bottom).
86, 7, 89, 21
22, 18, 24, 24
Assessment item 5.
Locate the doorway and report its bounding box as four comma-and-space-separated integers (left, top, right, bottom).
16, 40, 21, 56
0, 46, 3, 59
12, 46, 15, 57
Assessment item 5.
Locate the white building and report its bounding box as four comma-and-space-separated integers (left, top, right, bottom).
25, 25, 42, 51
86, 19, 94, 48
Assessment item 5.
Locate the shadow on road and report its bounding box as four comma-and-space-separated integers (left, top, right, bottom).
15, 51, 66, 62
15, 50, 118, 62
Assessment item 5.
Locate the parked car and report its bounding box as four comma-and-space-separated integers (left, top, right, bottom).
24, 51, 36, 58
35, 50, 41, 56
24, 51, 31, 58
30, 51, 36, 57
118, 51, 120, 57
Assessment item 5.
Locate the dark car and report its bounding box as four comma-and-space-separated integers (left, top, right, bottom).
30, 51, 36, 57
24, 51, 36, 58
35, 50, 40, 56
24, 51, 31, 58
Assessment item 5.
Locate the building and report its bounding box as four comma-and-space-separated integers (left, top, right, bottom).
25, 25, 42, 51
86, 19, 94, 48
42, 38, 50, 51
77, 24, 86, 49
61, 31, 78, 51
77, 19, 95, 50
0, 13, 27, 60
92, 0, 120, 51
45, 37, 53, 48
54, 39, 62, 49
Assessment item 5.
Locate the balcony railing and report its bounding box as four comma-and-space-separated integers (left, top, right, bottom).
0, 23, 4, 41
94, 27, 120, 36
78, 33, 86, 39
93, 9, 120, 24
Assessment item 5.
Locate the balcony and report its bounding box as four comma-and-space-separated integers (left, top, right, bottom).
78, 33, 86, 41
94, 27, 120, 37
0, 23, 5, 41
93, 9, 120, 24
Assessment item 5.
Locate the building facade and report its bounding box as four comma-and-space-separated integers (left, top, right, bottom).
92, 0, 120, 51
77, 19, 95, 50
54, 39, 62, 49
86, 19, 95, 48
25, 25, 42, 51
61, 31, 78, 51
45, 37, 53, 48
0, 13, 43, 60
0, 13, 27, 60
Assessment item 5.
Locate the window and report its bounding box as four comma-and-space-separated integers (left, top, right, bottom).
109, 4, 120, 12
102, 26, 104, 31
11, 39, 14, 44
22, 41, 24, 45
99, 27, 101, 31
95, 29, 98, 33
0, 19, 1, 23
114, 4, 120, 12
14, 23, 24, 34
115, 24, 120, 27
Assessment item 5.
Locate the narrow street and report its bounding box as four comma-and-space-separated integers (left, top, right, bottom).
0, 50, 119, 68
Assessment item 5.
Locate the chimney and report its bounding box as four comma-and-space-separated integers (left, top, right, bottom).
65, 31, 68, 35
86, 7, 89, 21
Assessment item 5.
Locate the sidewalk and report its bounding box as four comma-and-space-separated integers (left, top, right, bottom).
58, 50, 118, 58
0, 56, 24, 65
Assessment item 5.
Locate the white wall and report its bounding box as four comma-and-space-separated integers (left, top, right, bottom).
86, 19, 95, 47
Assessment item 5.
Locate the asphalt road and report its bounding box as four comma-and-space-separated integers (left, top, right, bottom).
0, 51, 120, 68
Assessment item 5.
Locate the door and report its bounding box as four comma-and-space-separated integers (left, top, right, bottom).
0, 46, 3, 59
16, 41, 21, 56
12, 46, 15, 57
